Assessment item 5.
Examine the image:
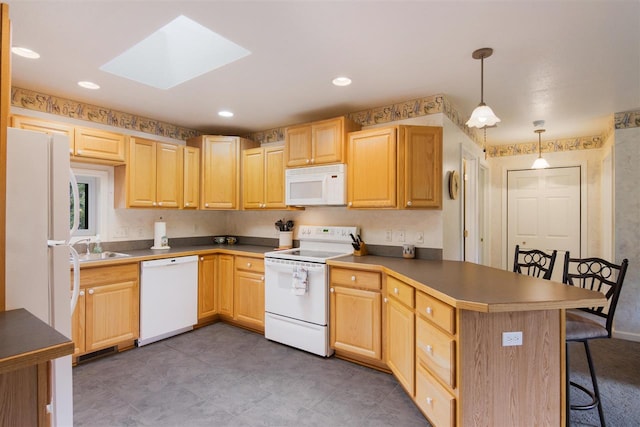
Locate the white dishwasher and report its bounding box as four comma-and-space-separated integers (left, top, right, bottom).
138, 255, 198, 346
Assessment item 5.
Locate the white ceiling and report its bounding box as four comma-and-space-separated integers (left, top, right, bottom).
6, 1, 640, 145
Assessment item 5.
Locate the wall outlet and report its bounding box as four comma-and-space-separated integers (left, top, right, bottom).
385, 229, 393, 242
396, 229, 406, 242
416, 231, 424, 244
502, 331, 523, 347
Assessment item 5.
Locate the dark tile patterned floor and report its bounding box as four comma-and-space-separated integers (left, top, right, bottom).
73, 323, 430, 426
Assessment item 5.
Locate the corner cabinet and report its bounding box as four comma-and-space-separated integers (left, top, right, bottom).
285, 116, 361, 167
242, 145, 286, 209
347, 125, 442, 209
114, 137, 183, 209
187, 135, 259, 209
329, 266, 385, 369
70, 263, 139, 362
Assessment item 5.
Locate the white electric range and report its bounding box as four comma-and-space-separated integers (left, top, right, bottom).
264, 225, 359, 356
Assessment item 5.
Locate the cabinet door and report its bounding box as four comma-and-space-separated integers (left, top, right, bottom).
242, 147, 265, 209
403, 126, 442, 209
217, 254, 235, 317
74, 127, 125, 162
285, 124, 312, 167
202, 136, 238, 209
330, 286, 382, 360
183, 146, 200, 209
264, 146, 286, 208
234, 271, 265, 331
128, 137, 157, 207
386, 295, 415, 396
11, 115, 75, 154
71, 289, 86, 356
348, 127, 398, 208
85, 280, 139, 351
312, 117, 343, 165
198, 255, 217, 320
156, 142, 182, 208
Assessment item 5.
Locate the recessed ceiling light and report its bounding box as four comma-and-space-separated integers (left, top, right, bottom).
332, 76, 352, 87
78, 81, 100, 90
100, 15, 251, 90
11, 47, 40, 59
218, 110, 234, 118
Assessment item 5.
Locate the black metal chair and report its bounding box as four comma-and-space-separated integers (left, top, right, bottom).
513, 244, 557, 280
562, 252, 629, 427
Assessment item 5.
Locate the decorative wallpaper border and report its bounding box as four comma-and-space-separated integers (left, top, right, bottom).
486, 135, 603, 158
614, 110, 640, 129
11, 87, 200, 140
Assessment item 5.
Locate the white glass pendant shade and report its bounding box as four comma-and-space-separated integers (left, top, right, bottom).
466, 103, 501, 128
531, 156, 550, 169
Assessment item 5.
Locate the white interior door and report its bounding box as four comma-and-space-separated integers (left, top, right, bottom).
463, 154, 479, 263
507, 167, 581, 282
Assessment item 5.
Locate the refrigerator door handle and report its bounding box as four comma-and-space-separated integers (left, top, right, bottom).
69, 245, 80, 314
69, 168, 80, 240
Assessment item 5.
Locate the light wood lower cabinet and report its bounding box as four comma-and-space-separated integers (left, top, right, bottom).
217, 254, 235, 318
233, 256, 265, 332
71, 263, 139, 361
198, 254, 218, 321
385, 275, 415, 396
329, 267, 384, 367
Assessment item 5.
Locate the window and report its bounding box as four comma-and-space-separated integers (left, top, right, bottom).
71, 175, 98, 236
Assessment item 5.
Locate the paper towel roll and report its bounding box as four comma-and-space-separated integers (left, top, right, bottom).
152, 221, 169, 249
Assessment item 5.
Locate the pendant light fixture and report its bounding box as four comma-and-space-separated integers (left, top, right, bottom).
466, 47, 501, 129
531, 120, 550, 169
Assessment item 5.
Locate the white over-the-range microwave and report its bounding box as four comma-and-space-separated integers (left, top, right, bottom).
285, 164, 346, 206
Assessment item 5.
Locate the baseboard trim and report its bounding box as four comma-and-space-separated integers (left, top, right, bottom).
612, 329, 640, 342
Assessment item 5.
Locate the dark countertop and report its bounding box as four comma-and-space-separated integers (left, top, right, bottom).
328, 255, 607, 313
0, 309, 74, 374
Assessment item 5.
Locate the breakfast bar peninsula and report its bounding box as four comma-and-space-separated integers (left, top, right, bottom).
327, 256, 607, 427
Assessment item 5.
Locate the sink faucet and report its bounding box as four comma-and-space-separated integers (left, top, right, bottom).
73, 238, 92, 256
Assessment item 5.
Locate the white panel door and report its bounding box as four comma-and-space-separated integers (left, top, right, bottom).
507, 167, 581, 282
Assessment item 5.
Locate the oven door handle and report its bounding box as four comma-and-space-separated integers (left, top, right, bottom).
265, 260, 324, 272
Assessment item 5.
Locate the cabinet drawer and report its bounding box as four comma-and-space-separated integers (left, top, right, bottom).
416, 364, 456, 427
235, 256, 264, 273
386, 275, 415, 308
331, 268, 381, 290
416, 316, 455, 388
416, 291, 455, 334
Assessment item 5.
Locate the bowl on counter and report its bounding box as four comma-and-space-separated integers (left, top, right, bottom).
226, 236, 237, 245
214, 236, 226, 244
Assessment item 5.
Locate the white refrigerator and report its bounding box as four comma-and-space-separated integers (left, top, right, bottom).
5, 127, 78, 426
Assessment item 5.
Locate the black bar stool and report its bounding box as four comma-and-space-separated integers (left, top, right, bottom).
513, 244, 557, 280
562, 252, 629, 427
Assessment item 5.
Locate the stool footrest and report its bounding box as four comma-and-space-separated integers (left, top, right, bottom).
569, 380, 599, 411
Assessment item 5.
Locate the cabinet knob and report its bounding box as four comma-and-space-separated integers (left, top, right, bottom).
79, 290, 85, 296
88, 289, 94, 295
407, 201, 412, 206
77, 150, 83, 154
426, 306, 433, 315
394, 287, 399, 295
200, 257, 204, 261
426, 397, 433, 406
426, 344, 433, 354
158, 202, 163, 206
310, 158, 315, 164
69, 148, 73, 154
348, 202, 353, 207
330, 288, 334, 293
205, 203, 209, 207
384, 297, 388, 303
351, 275, 356, 281
261, 276, 265, 281
305, 159, 310, 164
247, 262, 252, 268
152, 202, 157, 206
185, 202, 190, 207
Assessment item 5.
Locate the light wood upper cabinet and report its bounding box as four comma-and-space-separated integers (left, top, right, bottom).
347, 125, 442, 209
285, 116, 360, 167
183, 146, 200, 209
11, 115, 75, 154
187, 135, 259, 210
115, 137, 183, 208
74, 126, 126, 163
242, 145, 286, 210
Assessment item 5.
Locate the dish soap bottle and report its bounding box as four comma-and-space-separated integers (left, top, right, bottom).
92, 235, 103, 254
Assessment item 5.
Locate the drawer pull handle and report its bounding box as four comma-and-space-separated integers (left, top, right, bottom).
394, 287, 399, 295
351, 275, 356, 281
426, 397, 433, 406
426, 306, 433, 315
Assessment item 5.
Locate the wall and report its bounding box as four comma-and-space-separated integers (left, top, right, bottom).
613, 126, 640, 340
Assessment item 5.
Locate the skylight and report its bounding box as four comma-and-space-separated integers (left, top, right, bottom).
100, 15, 251, 90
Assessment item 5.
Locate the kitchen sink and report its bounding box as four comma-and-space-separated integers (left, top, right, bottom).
73, 251, 131, 262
